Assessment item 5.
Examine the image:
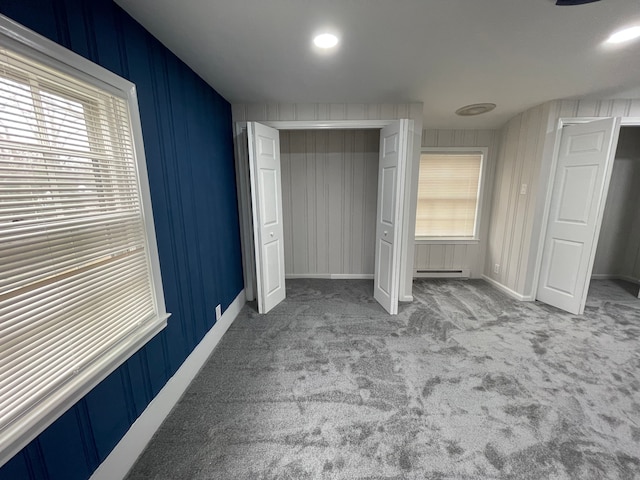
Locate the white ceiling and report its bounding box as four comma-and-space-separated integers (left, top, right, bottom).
114, 0, 640, 129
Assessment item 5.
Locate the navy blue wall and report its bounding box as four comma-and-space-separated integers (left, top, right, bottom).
0, 1, 244, 478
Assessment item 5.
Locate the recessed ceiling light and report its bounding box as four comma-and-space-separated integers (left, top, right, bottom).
313, 33, 339, 49
455, 103, 496, 116
606, 26, 640, 44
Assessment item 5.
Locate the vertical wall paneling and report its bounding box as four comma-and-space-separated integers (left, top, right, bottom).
415, 129, 500, 278
351, 130, 365, 274
305, 131, 317, 273
556, 99, 640, 119
328, 131, 344, 273
279, 130, 379, 276
280, 132, 294, 271
290, 132, 308, 273
0, 1, 243, 479
503, 112, 527, 289
483, 102, 551, 296
316, 131, 329, 272
513, 107, 543, 292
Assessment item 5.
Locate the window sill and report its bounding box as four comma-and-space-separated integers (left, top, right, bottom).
414, 238, 480, 245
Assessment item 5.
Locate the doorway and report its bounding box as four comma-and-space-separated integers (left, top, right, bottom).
536, 119, 640, 314
235, 120, 412, 315
589, 126, 640, 301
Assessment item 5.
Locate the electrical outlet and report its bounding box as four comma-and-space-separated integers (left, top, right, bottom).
493, 264, 500, 274
215, 304, 222, 321
520, 184, 528, 195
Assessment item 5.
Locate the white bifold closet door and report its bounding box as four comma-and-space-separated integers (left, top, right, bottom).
374, 120, 410, 315
247, 122, 286, 313
537, 118, 619, 314
246, 120, 411, 315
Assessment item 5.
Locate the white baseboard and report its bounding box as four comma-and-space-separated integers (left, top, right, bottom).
330, 274, 374, 280
591, 274, 640, 285
90, 289, 246, 480
618, 275, 640, 285
285, 273, 374, 280
482, 275, 534, 301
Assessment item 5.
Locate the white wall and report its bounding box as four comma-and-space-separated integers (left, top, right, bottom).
484, 103, 551, 298
416, 129, 499, 278
593, 127, 640, 280
232, 102, 423, 301
280, 129, 379, 276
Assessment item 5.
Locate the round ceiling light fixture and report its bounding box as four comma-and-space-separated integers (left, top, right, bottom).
313, 33, 339, 49
606, 26, 640, 44
455, 103, 497, 116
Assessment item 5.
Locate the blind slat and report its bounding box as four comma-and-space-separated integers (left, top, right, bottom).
0, 217, 142, 254
0, 211, 142, 236
1, 252, 150, 335
0, 139, 135, 160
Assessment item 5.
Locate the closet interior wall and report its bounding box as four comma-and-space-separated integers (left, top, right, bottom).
592, 127, 640, 283
280, 129, 380, 277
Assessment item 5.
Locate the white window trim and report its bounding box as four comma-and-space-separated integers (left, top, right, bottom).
415, 146, 488, 242
414, 238, 480, 245
0, 14, 169, 467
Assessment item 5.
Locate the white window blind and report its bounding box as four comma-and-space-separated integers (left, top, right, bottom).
0, 35, 167, 464
415, 153, 482, 238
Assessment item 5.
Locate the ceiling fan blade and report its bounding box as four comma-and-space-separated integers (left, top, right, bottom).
556, 0, 601, 5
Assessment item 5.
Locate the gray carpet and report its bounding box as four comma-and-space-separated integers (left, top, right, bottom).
126, 279, 640, 480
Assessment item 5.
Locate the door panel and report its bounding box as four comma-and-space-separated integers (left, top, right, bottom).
248, 122, 286, 313
536, 118, 619, 314
545, 239, 583, 294
259, 169, 279, 225
556, 165, 598, 223
374, 120, 410, 314
264, 239, 283, 294
377, 239, 392, 295
380, 166, 396, 224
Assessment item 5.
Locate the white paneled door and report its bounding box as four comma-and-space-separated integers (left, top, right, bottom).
537, 118, 619, 314
374, 120, 410, 315
248, 122, 286, 313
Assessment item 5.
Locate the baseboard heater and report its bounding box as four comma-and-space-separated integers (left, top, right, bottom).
414, 269, 470, 279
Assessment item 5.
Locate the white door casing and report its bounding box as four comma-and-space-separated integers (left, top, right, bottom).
536, 118, 619, 314
247, 122, 286, 313
374, 120, 409, 315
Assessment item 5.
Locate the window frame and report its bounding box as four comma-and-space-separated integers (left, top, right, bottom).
0, 14, 168, 467
415, 147, 488, 244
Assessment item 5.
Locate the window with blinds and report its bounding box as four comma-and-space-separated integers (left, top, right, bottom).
415, 153, 483, 238
0, 25, 167, 465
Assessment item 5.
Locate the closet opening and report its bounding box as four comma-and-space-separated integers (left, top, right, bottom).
588, 126, 640, 302
234, 120, 412, 314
